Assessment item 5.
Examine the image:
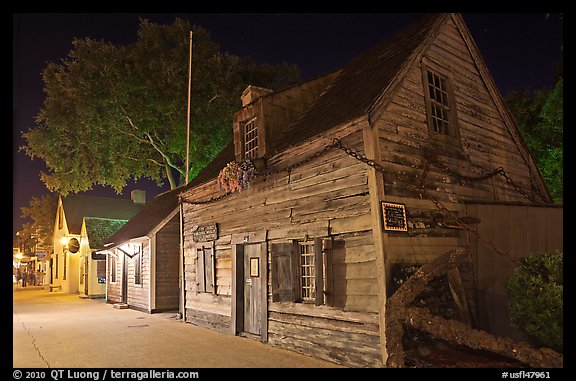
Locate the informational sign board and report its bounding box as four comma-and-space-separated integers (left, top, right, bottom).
382, 201, 408, 232
192, 223, 218, 242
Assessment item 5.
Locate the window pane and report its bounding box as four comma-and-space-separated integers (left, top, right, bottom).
426, 70, 454, 136
299, 242, 316, 301
244, 119, 258, 159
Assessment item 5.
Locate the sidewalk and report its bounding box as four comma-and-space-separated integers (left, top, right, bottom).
13, 288, 341, 368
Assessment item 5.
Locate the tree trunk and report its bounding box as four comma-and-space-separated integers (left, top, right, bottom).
384, 247, 563, 368
386, 248, 470, 367
165, 164, 177, 189
403, 307, 563, 368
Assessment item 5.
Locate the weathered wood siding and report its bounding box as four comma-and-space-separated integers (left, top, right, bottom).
182, 122, 382, 367
377, 18, 536, 205
126, 240, 150, 311
466, 203, 563, 340
154, 214, 180, 311
373, 18, 545, 304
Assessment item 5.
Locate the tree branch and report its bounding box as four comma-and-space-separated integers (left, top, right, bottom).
144, 132, 184, 176
164, 163, 177, 189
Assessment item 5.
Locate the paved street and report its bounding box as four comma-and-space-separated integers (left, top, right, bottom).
13, 287, 340, 368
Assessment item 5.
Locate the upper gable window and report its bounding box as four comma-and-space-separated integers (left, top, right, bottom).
243, 117, 258, 159
58, 206, 63, 230
422, 62, 460, 140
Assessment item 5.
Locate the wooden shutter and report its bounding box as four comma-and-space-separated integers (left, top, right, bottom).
270, 242, 297, 302
197, 244, 215, 294
314, 237, 324, 306
322, 238, 333, 307
326, 239, 345, 307
204, 247, 215, 294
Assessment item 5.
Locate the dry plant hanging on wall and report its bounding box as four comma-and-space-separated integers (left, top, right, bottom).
218, 160, 256, 193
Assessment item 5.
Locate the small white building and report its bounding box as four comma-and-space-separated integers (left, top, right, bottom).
51, 192, 144, 294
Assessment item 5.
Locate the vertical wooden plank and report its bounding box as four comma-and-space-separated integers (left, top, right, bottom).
149, 236, 156, 312
314, 237, 324, 306
545, 207, 563, 253
446, 267, 472, 327
243, 249, 253, 333
270, 243, 296, 302
204, 247, 214, 294
179, 204, 185, 321
474, 204, 494, 332
231, 244, 244, 335
292, 240, 301, 302
323, 238, 334, 307
527, 206, 547, 253
211, 241, 217, 295
363, 123, 388, 366
260, 242, 268, 342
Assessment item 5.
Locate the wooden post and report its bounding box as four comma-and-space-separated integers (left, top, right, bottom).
362, 121, 390, 366
185, 31, 193, 185
179, 203, 186, 322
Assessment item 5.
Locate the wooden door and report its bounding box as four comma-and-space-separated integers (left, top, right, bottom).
243, 243, 263, 336
84, 256, 89, 295
49, 258, 53, 284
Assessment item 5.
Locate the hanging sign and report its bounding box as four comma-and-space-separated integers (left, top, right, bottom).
382, 202, 408, 232
191, 223, 218, 242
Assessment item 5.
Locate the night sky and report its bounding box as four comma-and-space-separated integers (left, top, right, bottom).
12, 13, 563, 242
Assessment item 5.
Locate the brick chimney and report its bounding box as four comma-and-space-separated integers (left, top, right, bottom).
131, 190, 146, 205
241, 85, 273, 106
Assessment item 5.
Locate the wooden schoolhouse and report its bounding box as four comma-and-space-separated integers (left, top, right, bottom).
176, 13, 558, 367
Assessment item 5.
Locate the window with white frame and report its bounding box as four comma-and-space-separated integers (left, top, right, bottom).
298, 241, 316, 302
422, 60, 460, 140
243, 118, 258, 159
110, 255, 117, 283
134, 244, 142, 285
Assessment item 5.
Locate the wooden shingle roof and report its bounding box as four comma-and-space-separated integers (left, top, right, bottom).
272, 13, 449, 154
104, 188, 180, 248
176, 14, 450, 198
104, 142, 235, 248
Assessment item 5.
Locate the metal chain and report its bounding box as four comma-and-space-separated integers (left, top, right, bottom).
333, 138, 529, 266
426, 193, 521, 266
332, 138, 388, 173
180, 191, 235, 205
181, 140, 341, 205
181, 135, 539, 253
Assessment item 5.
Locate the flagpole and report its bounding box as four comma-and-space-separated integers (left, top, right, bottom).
185, 31, 193, 185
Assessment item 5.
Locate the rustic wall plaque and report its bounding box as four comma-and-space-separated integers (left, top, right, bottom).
382, 202, 408, 232
191, 223, 218, 242
250, 257, 259, 277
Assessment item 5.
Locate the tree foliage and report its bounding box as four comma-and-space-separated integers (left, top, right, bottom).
21, 18, 300, 194
505, 71, 563, 203
506, 251, 563, 352
18, 194, 58, 255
